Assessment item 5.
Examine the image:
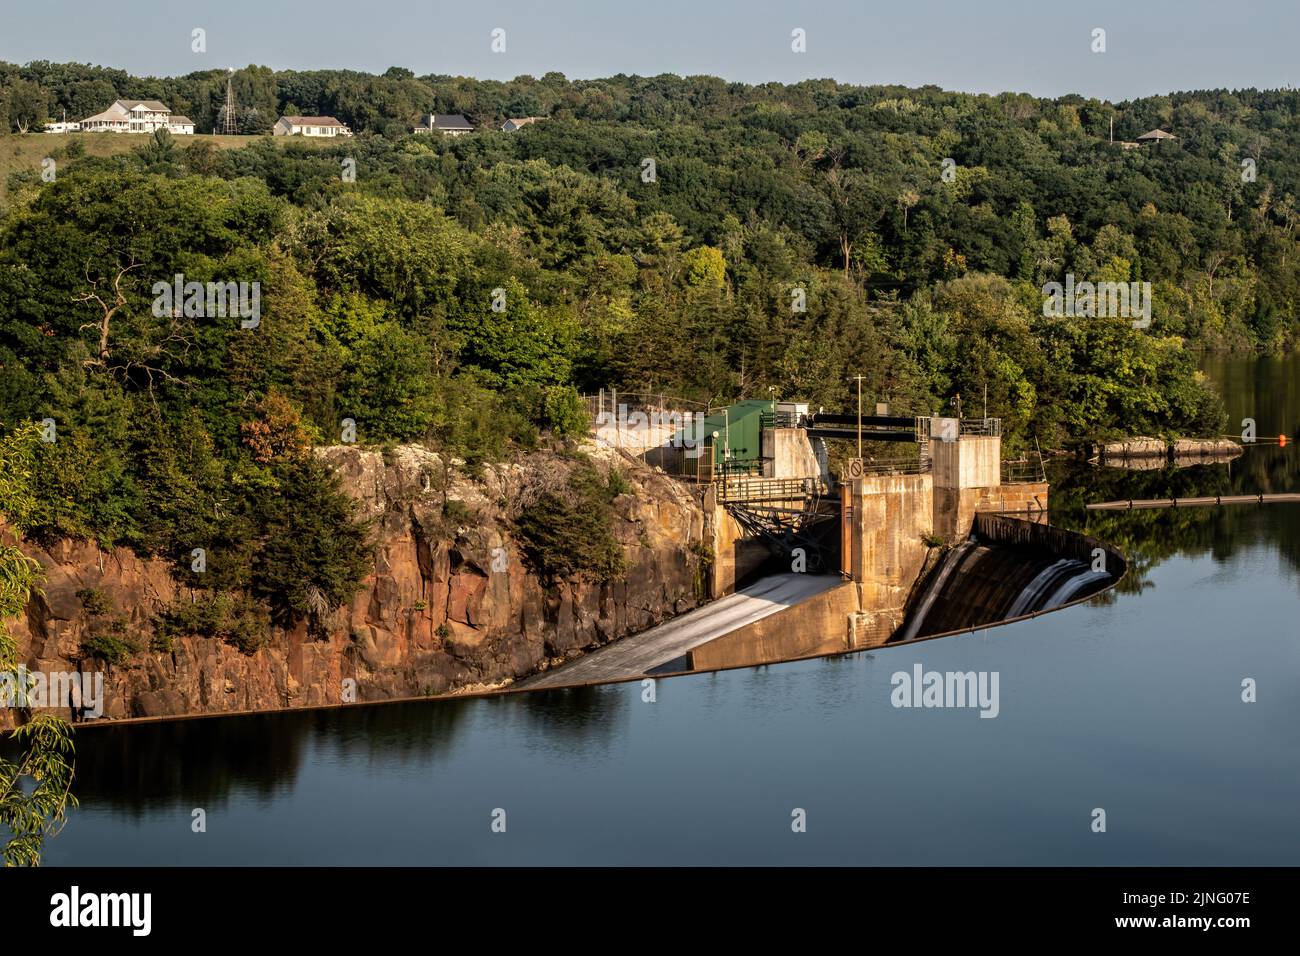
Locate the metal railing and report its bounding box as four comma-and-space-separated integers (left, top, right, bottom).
719, 475, 826, 503
960, 417, 1002, 437
759, 411, 801, 430
718, 458, 763, 479
915, 416, 1003, 441
1001, 448, 1047, 484
853, 457, 932, 477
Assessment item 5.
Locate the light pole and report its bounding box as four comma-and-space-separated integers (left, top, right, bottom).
723, 408, 730, 478
854, 374, 864, 460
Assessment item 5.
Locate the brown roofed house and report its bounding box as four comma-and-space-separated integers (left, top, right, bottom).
1137, 129, 1177, 145
501, 116, 542, 132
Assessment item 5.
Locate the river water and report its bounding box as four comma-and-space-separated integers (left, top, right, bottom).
39, 355, 1300, 865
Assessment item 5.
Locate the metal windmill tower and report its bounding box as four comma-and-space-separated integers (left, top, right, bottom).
217, 70, 239, 135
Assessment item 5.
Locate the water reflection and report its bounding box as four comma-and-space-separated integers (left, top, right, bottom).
1047, 352, 1300, 594
33, 353, 1300, 864
69, 682, 632, 814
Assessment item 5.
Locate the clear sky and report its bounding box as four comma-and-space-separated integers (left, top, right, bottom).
2, 0, 1296, 102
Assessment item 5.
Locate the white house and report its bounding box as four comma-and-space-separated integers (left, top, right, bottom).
273, 115, 352, 138
413, 113, 474, 136
78, 100, 195, 135
501, 116, 541, 132
79, 104, 131, 133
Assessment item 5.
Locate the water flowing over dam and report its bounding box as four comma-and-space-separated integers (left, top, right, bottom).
895, 515, 1122, 642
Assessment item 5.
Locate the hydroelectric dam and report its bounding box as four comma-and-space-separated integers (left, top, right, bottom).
525, 399, 1125, 688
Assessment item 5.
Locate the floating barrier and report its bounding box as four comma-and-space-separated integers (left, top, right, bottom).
1086, 493, 1300, 510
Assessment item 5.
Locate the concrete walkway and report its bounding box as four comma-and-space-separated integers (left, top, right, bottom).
519, 573, 842, 689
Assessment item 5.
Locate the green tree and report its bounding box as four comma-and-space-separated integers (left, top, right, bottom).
0, 424, 76, 867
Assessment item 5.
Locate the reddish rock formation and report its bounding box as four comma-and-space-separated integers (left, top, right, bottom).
2, 445, 710, 726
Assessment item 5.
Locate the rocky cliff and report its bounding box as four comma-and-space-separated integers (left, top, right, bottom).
3, 443, 710, 725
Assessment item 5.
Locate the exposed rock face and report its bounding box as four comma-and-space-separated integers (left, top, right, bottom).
1170, 438, 1244, 459
1100, 437, 1169, 460
2, 445, 710, 726
1100, 436, 1243, 466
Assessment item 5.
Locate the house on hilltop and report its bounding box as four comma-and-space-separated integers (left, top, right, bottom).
413, 114, 474, 135
1137, 129, 1177, 145
501, 116, 542, 132
79, 100, 193, 135
273, 116, 353, 138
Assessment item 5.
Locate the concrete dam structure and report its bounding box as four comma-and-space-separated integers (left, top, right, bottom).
526, 405, 1123, 688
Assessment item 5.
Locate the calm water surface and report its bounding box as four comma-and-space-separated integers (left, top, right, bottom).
41, 355, 1300, 865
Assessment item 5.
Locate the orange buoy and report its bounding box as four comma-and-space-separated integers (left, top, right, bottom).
1281, 434, 1289, 447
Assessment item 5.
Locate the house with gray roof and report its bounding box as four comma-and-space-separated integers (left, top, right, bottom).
414, 114, 474, 136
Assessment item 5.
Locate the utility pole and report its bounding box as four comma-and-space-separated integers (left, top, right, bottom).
854, 374, 864, 460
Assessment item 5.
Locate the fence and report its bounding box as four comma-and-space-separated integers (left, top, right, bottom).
1001, 457, 1047, 484
915, 416, 1003, 440
852, 457, 932, 477
759, 411, 801, 430
585, 389, 720, 480
718, 475, 826, 503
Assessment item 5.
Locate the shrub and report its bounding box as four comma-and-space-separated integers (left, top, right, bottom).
514, 460, 627, 583
80, 620, 140, 666
153, 592, 272, 655
75, 587, 112, 617
442, 499, 473, 524
606, 467, 632, 497
540, 385, 589, 440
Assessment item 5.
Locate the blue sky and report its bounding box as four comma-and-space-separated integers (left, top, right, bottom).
3, 0, 1296, 101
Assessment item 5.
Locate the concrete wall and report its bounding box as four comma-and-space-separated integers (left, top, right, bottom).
934, 482, 1049, 540
936, 434, 1048, 523
932, 434, 1000, 489
685, 433, 1053, 673
848, 473, 934, 610
762, 427, 823, 479
705, 490, 771, 597
983, 482, 1049, 521
844, 434, 1050, 638
687, 581, 859, 670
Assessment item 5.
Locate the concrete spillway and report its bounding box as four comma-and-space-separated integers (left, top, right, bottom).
895, 535, 1114, 642
519, 573, 843, 689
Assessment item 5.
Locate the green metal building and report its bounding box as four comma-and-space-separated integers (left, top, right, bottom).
698, 400, 775, 475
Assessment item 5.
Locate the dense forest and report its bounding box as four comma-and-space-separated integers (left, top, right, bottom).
0, 61, 1292, 642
